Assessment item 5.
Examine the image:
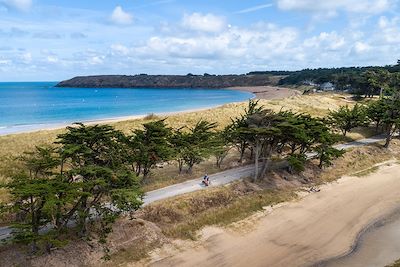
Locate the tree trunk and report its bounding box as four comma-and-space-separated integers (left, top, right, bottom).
178, 159, 183, 174
384, 126, 392, 148
238, 144, 246, 163
78, 197, 88, 237
260, 158, 271, 179
253, 141, 260, 182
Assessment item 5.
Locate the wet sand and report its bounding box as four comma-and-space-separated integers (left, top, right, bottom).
146, 163, 400, 267
320, 209, 400, 267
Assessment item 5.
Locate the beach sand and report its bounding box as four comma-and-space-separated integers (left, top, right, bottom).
228, 86, 301, 99
0, 86, 297, 136
146, 162, 400, 267
0, 106, 221, 136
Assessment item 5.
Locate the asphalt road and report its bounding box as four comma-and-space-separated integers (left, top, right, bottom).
0, 134, 388, 241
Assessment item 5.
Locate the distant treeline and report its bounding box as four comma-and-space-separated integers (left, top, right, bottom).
248, 62, 400, 87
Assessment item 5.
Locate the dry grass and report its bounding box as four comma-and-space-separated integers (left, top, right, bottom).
387, 259, 400, 267
0, 93, 356, 201
140, 183, 296, 240
318, 140, 400, 183
140, 139, 400, 242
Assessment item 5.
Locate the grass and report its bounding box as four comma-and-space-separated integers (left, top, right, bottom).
352, 166, 380, 177
140, 183, 297, 240
0, 93, 354, 179
105, 139, 400, 265
141, 140, 400, 241
387, 259, 400, 267
318, 140, 400, 183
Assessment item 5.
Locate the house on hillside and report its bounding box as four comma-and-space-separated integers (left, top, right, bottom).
302, 80, 317, 86
320, 82, 335, 91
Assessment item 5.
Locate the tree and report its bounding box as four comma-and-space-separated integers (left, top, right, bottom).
314, 132, 344, 168
380, 98, 400, 148
171, 120, 217, 173
228, 100, 264, 163
366, 100, 387, 132
210, 127, 232, 169
126, 120, 173, 179
56, 123, 143, 237
333, 73, 350, 91
3, 147, 59, 253
328, 104, 367, 136
239, 110, 284, 181
287, 154, 307, 173
1, 124, 144, 256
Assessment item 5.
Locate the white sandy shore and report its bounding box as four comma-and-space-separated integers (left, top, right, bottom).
0, 86, 299, 136
146, 162, 400, 267
0, 106, 220, 136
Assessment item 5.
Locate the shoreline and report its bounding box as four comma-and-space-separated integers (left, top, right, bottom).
146, 162, 400, 267
0, 105, 224, 136
316, 204, 400, 267
0, 86, 297, 136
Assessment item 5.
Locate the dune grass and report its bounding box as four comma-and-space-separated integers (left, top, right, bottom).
142, 139, 400, 238
0, 93, 356, 196
387, 259, 400, 267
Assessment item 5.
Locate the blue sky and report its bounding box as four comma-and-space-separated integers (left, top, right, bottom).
0, 0, 399, 81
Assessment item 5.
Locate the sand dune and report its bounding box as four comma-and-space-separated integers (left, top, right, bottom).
147, 162, 400, 267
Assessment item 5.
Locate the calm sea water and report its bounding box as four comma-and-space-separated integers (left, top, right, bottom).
0, 82, 254, 135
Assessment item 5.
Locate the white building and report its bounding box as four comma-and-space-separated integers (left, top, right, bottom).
320, 82, 335, 91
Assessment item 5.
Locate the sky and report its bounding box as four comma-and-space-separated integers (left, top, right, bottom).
0, 0, 400, 81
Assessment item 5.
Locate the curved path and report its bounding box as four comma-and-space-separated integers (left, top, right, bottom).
0, 135, 388, 241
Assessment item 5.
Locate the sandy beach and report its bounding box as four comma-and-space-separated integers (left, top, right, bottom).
0, 106, 227, 136
147, 162, 400, 267
0, 86, 297, 136
228, 86, 301, 99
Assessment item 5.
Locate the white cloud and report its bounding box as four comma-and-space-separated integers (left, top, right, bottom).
304, 32, 345, 50
182, 13, 226, 33
277, 0, 392, 14
377, 16, 400, 44
1, 0, 32, 12
110, 6, 133, 25
110, 44, 131, 56
46, 55, 58, 63
353, 41, 371, 53
0, 59, 11, 65
88, 56, 104, 65
235, 3, 274, 14
20, 52, 32, 63
133, 23, 299, 63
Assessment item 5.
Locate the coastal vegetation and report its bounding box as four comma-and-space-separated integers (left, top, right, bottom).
0, 98, 345, 256
56, 74, 276, 88
276, 61, 400, 91
2, 72, 400, 263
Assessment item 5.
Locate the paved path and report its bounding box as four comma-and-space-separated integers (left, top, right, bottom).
144, 134, 387, 205
0, 135, 388, 241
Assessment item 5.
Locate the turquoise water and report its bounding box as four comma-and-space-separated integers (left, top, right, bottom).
0, 82, 253, 135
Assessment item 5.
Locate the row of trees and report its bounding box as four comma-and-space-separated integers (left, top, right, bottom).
1, 101, 346, 255
328, 88, 400, 148
278, 60, 400, 98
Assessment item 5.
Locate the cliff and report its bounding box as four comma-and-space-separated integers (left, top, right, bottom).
56, 74, 275, 88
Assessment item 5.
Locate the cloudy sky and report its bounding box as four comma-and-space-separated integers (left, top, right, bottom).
1, 0, 399, 81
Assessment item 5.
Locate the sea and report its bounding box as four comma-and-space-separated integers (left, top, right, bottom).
0, 82, 254, 135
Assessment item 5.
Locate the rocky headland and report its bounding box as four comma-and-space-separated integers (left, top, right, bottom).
56, 74, 275, 88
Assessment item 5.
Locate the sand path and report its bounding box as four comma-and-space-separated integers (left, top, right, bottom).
149, 163, 400, 267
